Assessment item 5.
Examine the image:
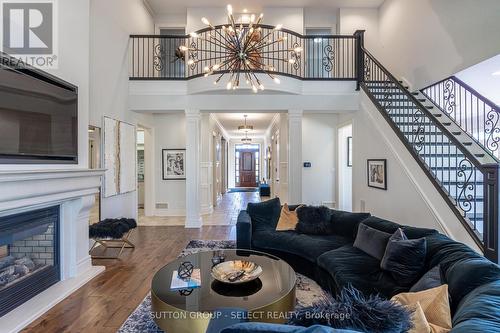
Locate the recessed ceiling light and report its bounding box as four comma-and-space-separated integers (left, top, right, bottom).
493, 70, 500, 76
243, 8, 248, 13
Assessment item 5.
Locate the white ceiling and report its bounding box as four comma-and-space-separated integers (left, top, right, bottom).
456, 54, 500, 106
146, 0, 385, 14
213, 113, 278, 139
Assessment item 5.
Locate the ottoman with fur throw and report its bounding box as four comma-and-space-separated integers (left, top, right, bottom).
89, 218, 137, 259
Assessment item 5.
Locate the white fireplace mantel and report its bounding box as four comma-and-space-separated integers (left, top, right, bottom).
0, 168, 106, 333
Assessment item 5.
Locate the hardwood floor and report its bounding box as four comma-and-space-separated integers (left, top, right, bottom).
23, 225, 235, 333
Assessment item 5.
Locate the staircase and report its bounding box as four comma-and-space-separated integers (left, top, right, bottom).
358, 47, 499, 263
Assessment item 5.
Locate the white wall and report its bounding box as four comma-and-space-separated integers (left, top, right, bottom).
154, 113, 187, 215
302, 114, 337, 207
351, 92, 480, 251
90, 0, 154, 219
338, 123, 352, 211
304, 8, 338, 33
339, 8, 379, 57
184, 7, 304, 33
378, 0, 500, 89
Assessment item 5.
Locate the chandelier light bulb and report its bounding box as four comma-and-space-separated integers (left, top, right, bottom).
227, 4, 233, 15
274, 24, 283, 31
189, 32, 199, 38
294, 47, 303, 53
288, 58, 296, 64
252, 85, 258, 93
201, 17, 210, 26
213, 63, 221, 70
273, 77, 280, 84
250, 14, 255, 23
226, 82, 232, 90
179, 45, 188, 51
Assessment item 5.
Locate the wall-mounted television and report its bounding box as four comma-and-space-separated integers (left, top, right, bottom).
0, 54, 78, 164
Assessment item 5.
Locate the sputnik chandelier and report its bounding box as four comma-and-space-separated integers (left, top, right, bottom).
180, 4, 302, 92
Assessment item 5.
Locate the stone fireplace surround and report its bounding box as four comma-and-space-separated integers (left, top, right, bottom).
0, 168, 105, 333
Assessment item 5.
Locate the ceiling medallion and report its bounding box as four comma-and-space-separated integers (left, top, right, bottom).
238, 114, 254, 131
180, 4, 302, 93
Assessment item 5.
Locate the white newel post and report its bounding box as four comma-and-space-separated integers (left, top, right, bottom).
185, 109, 203, 228
288, 109, 303, 205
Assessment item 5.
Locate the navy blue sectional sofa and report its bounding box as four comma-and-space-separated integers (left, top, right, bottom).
236, 205, 500, 332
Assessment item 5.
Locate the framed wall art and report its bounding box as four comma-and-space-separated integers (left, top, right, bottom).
162, 149, 186, 180
367, 159, 387, 190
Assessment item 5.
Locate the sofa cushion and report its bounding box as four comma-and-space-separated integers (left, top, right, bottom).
317, 245, 406, 298
329, 210, 371, 239
361, 216, 438, 239
252, 230, 351, 263
247, 198, 282, 232
444, 257, 500, 312
381, 229, 427, 287
410, 265, 443, 292
295, 206, 333, 235
221, 323, 359, 333
451, 280, 500, 332
353, 223, 392, 260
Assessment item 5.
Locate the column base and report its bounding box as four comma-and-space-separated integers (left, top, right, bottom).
185, 216, 203, 228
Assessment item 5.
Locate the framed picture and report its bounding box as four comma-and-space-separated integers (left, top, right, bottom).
347, 136, 353, 167
162, 149, 186, 180
367, 159, 387, 190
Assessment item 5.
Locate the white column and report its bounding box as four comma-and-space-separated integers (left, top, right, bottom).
288, 109, 303, 205
185, 109, 202, 228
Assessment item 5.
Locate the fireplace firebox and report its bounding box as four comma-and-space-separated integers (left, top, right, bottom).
0, 206, 60, 317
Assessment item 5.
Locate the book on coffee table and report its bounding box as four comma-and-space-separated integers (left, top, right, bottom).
170, 269, 201, 290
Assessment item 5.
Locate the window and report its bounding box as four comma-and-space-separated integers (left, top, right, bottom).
305, 28, 332, 78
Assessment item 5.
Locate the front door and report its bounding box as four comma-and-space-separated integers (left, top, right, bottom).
239, 150, 257, 187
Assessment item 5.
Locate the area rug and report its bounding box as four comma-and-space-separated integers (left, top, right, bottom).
227, 188, 259, 193
118, 240, 330, 333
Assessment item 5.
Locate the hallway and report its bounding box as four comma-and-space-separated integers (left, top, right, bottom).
138, 191, 262, 226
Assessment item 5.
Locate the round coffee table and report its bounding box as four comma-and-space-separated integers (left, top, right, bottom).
151, 249, 296, 333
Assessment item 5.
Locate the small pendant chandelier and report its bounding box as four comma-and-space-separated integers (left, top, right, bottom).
241, 131, 252, 143
238, 114, 254, 131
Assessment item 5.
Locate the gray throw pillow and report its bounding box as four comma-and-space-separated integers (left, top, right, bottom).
410, 265, 443, 292
381, 228, 427, 287
353, 223, 392, 260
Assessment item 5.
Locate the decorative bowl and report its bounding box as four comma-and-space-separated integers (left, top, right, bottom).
211, 260, 263, 284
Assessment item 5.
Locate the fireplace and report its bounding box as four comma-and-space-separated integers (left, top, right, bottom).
0, 206, 60, 317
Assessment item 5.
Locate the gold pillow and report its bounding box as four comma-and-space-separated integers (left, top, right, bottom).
391, 284, 452, 333
275, 204, 302, 231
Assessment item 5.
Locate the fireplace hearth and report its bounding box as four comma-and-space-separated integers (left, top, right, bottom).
0, 206, 60, 317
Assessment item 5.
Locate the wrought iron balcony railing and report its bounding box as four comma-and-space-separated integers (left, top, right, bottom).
421, 76, 500, 161
129, 26, 359, 81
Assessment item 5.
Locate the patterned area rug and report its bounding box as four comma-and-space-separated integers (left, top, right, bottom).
118, 240, 329, 333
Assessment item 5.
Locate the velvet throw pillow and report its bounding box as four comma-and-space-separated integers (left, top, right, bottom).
410, 265, 443, 293
295, 206, 333, 235
276, 204, 303, 231
381, 228, 427, 287
353, 223, 392, 260
246, 198, 281, 232
391, 285, 452, 333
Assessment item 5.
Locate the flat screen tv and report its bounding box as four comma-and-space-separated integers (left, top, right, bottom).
0, 55, 78, 164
